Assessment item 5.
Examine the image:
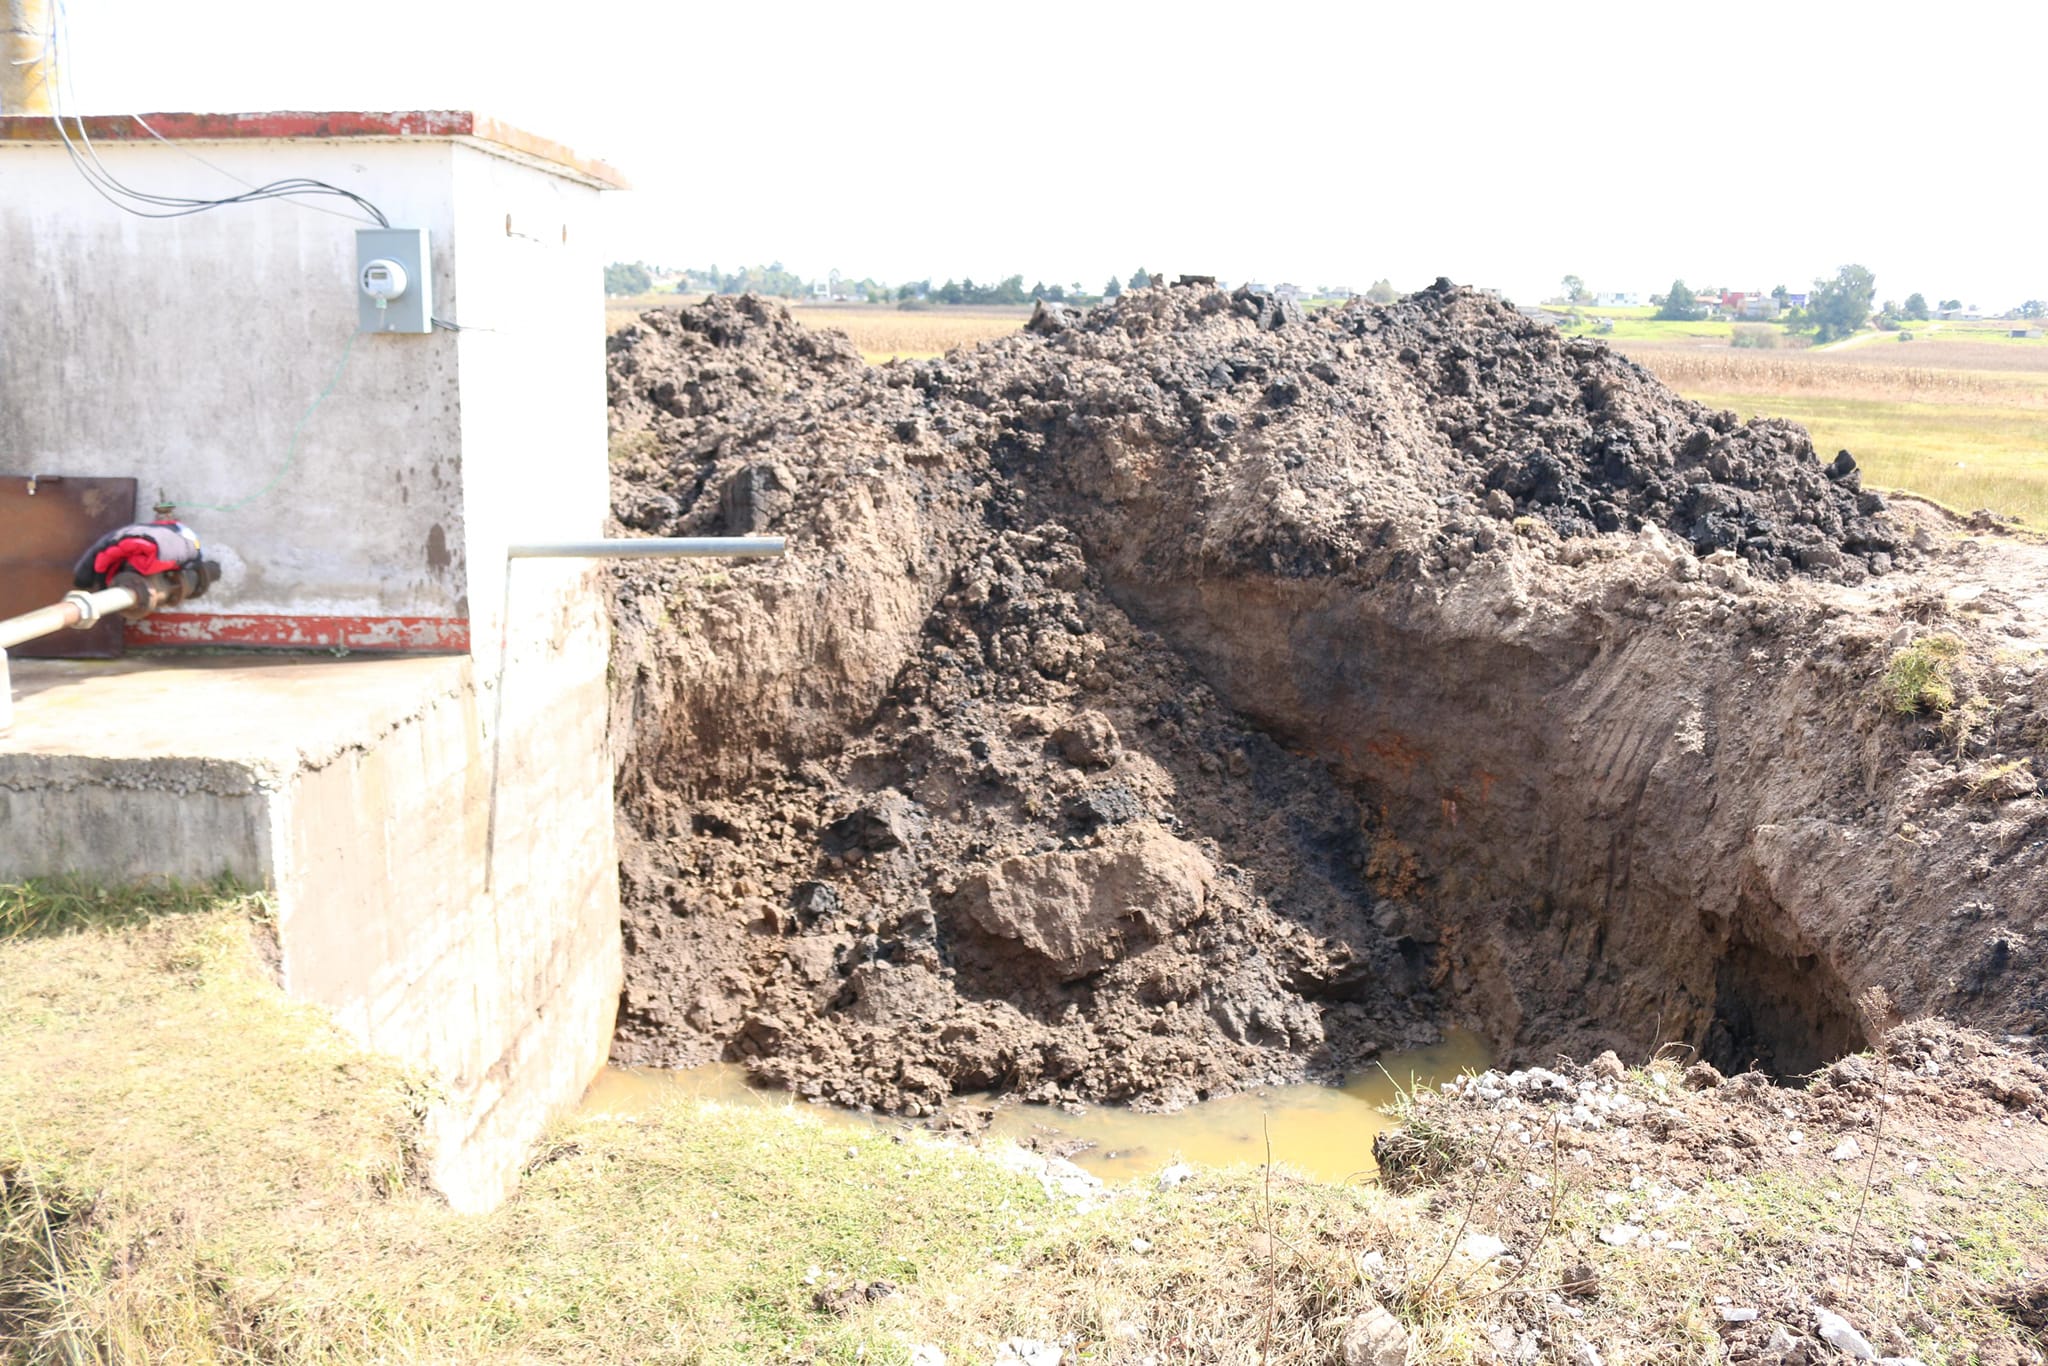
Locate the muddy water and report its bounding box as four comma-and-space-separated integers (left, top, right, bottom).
581, 1029, 1490, 1185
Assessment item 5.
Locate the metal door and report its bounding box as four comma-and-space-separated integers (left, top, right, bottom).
0, 475, 139, 658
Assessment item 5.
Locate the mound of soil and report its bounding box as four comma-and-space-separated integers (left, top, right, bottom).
603, 284, 2046, 1115
1371, 1021, 2048, 1362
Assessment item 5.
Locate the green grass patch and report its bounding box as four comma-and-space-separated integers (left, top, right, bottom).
1679, 390, 2048, 525
0, 875, 247, 941
1884, 634, 1967, 714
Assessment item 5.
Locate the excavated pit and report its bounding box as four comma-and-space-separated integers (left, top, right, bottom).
602, 283, 2048, 1115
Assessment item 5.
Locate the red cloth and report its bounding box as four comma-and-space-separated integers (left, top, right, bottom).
93, 535, 182, 578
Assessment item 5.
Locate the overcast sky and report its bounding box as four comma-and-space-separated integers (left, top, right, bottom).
52, 0, 2048, 307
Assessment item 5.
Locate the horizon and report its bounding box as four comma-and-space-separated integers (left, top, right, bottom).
39, 0, 2048, 313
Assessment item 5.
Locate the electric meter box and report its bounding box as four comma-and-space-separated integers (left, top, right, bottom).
355, 227, 432, 334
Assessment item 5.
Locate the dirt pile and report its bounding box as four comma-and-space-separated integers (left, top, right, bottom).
603, 284, 2047, 1115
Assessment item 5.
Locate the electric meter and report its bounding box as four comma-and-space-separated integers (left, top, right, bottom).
360, 258, 408, 304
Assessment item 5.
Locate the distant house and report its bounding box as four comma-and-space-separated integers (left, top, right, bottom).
2013, 327, 2044, 339
1274, 283, 1304, 306
1721, 290, 1779, 319
1784, 292, 1810, 309
1940, 306, 1984, 320
1593, 291, 1639, 307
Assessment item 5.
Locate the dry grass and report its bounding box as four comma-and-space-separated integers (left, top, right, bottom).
603, 294, 1026, 362
786, 305, 1027, 364
1631, 348, 2048, 408
6, 888, 2044, 1363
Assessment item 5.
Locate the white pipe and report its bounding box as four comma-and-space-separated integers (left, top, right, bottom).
0, 586, 138, 650
0, 586, 136, 734
505, 537, 785, 560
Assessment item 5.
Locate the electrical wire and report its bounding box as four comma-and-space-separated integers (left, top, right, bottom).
176, 329, 358, 514
38, 0, 390, 227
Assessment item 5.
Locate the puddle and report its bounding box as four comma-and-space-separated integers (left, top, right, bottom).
582, 1028, 1491, 1185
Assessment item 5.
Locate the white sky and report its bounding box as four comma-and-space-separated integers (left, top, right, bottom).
53, 0, 2048, 308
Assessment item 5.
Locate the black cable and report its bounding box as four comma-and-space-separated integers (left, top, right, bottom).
52, 114, 391, 225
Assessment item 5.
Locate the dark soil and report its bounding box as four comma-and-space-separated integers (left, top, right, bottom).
602, 284, 2047, 1117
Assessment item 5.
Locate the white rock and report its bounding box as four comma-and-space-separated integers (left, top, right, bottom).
1905, 1257, 1923, 1270
1719, 1307, 1759, 1322
1111, 1323, 1143, 1341
1129, 1236, 1152, 1253
803, 1264, 822, 1285
1157, 1162, 1195, 1191
1908, 1235, 1928, 1255
911, 1348, 946, 1366
1597, 1223, 1641, 1247
994, 1338, 1061, 1366
1357, 1249, 1386, 1273
1815, 1308, 1877, 1360
1831, 1138, 1863, 1161
1459, 1232, 1508, 1262
1339, 1302, 1410, 1366
1787, 1130, 1804, 1145
1566, 1343, 1603, 1366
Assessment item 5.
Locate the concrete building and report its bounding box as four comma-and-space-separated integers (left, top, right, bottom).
1, 111, 630, 1211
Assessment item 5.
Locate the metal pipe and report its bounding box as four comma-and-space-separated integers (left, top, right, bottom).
506, 536, 785, 560
0, 586, 137, 650
2, 0, 56, 117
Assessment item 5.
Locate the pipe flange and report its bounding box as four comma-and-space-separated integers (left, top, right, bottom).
61, 590, 103, 628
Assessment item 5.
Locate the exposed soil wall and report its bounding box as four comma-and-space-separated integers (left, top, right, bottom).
602, 285, 2048, 1115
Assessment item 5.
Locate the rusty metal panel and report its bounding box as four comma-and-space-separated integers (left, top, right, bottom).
0, 474, 137, 658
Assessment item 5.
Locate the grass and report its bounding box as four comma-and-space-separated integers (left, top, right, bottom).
5, 885, 2044, 1363
0, 886, 1394, 1364
1884, 634, 1967, 714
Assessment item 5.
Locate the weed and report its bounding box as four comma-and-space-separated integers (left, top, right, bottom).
1883, 634, 1967, 714
0, 874, 247, 941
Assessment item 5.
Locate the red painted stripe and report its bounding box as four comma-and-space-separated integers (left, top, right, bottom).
0, 110, 629, 188
127, 613, 470, 653
0, 110, 477, 142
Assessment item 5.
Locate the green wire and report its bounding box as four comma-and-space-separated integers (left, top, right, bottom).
178, 329, 359, 514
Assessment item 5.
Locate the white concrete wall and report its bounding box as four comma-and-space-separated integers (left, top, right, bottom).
0, 139, 467, 621
0, 127, 625, 1211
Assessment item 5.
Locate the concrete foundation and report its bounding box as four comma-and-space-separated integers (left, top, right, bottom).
0, 638, 618, 1211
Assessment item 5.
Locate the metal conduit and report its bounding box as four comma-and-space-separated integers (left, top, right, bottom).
0, 586, 139, 651
1, 586, 139, 732
506, 537, 785, 560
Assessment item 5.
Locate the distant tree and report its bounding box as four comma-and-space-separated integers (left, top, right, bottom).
1128, 267, 1152, 290
1654, 280, 1703, 321
1940, 298, 1962, 312
604, 261, 653, 296
1903, 292, 1930, 321
2019, 300, 2048, 319
1771, 284, 1790, 306
1105, 277, 1123, 298
1366, 278, 1398, 304
1561, 273, 1588, 303
1809, 264, 1878, 342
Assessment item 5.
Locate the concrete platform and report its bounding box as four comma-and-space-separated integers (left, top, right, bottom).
1, 649, 621, 1213
3, 655, 473, 881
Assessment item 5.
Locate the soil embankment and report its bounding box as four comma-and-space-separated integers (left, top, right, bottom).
602, 283, 2047, 1114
